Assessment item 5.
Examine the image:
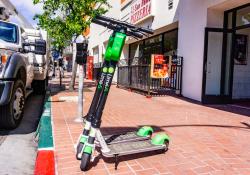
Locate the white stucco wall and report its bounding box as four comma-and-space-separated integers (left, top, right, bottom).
178, 0, 208, 101
121, 0, 179, 40
178, 0, 249, 101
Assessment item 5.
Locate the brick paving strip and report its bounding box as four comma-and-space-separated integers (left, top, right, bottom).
34, 94, 55, 175
50, 73, 250, 175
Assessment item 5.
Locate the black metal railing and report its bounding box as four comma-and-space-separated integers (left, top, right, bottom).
93, 62, 102, 81
117, 56, 183, 96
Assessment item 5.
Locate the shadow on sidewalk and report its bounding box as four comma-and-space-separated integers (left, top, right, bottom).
160, 95, 250, 117
207, 103, 250, 117
49, 78, 96, 98
160, 124, 250, 130
82, 122, 250, 170
99, 123, 250, 138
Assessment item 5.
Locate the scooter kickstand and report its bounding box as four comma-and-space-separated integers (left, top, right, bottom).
115, 154, 119, 170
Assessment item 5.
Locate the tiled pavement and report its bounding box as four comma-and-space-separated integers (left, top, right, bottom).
50, 73, 250, 175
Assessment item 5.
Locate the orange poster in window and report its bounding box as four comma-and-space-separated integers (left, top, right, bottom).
87, 56, 93, 80
150, 54, 169, 78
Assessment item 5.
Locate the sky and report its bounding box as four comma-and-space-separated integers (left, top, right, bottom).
9, 0, 43, 28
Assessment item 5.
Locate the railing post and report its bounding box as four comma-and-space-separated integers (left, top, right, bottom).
128, 65, 133, 90
117, 66, 120, 88
180, 57, 183, 95
146, 64, 152, 98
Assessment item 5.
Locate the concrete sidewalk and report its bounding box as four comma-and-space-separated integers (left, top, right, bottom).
50, 73, 250, 175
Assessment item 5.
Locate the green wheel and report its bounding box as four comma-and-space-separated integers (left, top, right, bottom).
151, 133, 170, 146
137, 126, 154, 137
76, 142, 84, 160
80, 153, 91, 171
164, 140, 170, 151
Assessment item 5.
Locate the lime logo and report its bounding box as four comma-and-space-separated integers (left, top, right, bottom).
108, 67, 115, 74
103, 67, 108, 73
98, 84, 102, 89
104, 87, 109, 92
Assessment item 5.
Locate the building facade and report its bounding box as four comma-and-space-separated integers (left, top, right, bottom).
88, 0, 250, 103
0, 0, 33, 29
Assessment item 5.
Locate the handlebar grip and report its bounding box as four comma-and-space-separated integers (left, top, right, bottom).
127, 31, 143, 39
138, 28, 154, 34
92, 18, 117, 31
92, 18, 107, 26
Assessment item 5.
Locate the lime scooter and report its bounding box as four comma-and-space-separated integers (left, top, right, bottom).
76, 15, 170, 171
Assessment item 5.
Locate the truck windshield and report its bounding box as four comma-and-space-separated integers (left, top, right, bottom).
0, 21, 18, 43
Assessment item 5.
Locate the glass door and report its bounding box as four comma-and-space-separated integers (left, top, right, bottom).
202, 28, 233, 103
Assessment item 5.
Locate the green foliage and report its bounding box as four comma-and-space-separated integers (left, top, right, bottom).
33, 0, 110, 51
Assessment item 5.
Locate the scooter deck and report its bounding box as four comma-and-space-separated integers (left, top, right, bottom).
103, 131, 150, 145
102, 139, 166, 158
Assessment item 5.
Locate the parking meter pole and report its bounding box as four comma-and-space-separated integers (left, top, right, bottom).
74, 36, 88, 123
78, 64, 85, 119
69, 43, 77, 91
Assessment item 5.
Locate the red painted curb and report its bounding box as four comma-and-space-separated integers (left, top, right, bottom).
34, 150, 55, 175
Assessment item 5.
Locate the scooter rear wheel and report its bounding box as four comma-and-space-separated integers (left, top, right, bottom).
80, 153, 91, 171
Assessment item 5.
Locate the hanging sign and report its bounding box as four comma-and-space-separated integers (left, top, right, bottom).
150, 54, 169, 78
130, 0, 152, 24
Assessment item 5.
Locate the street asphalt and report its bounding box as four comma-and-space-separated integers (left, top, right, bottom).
0, 94, 44, 175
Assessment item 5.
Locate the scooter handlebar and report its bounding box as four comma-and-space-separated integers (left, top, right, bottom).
92, 18, 144, 39
95, 15, 154, 35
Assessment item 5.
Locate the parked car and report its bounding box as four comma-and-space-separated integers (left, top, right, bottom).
0, 20, 46, 129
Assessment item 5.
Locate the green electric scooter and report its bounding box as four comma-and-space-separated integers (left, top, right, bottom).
76, 15, 170, 171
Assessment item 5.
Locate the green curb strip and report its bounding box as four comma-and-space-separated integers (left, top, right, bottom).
37, 96, 54, 149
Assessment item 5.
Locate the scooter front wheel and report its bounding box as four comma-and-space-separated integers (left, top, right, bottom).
76, 142, 84, 160
80, 153, 91, 171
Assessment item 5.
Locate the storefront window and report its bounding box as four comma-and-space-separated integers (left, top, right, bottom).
227, 12, 233, 29
143, 35, 163, 65
236, 6, 250, 27
129, 40, 143, 65
145, 35, 162, 45
163, 29, 178, 56
129, 29, 178, 65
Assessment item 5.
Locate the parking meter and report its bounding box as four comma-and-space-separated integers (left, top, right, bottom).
76, 42, 88, 65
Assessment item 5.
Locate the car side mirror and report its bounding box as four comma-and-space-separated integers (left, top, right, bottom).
33, 39, 46, 55
23, 39, 47, 55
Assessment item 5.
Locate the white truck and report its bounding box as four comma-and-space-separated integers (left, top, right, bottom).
0, 20, 46, 129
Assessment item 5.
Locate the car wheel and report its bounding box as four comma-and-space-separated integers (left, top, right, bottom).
0, 80, 25, 129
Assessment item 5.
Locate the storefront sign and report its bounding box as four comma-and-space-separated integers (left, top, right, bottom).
150, 54, 169, 79
131, 0, 152, 24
